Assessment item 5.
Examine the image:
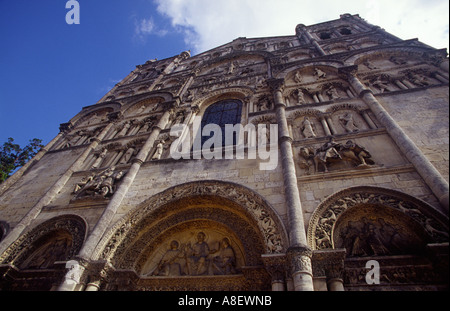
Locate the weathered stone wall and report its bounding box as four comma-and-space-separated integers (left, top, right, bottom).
378, 87, 449, 182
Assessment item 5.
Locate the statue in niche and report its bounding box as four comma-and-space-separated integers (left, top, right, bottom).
339, 112, 359, 132
314, 67, 327, 79
255, 77, 266, 89
21, 236, 72, 270
258, 124, 271, 146
294, 71, 303, 84
152, 240, 187, 276
151, 140, 165, 160
73, 166, 124, 199
90, 148, 108, 169
325, 85, 340, 100
301, 117, 316, 138
136, 105, 148, 115
186, 232, 216, 276
295, 89, 306, 105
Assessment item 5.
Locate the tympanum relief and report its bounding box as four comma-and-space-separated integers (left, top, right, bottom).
141, 230, 244, 277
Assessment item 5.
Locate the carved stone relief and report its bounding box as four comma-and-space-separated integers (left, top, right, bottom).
0, 215, 87, 269
72, 166, 125, 200
141, 227, 244, 277
298, 137, 375, 174
307, 187, 449, 252
95, 181, 288, 269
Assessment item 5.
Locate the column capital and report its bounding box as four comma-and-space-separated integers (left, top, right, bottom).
261, 253, 287, 284
286, 244, 313, 276
267, 78, 285, 94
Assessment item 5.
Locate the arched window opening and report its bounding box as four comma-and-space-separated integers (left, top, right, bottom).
200, 99, 243, 147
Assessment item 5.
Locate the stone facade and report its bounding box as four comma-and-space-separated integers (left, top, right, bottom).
0, 14, 448, 291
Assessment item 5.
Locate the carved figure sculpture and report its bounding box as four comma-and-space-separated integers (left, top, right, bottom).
294, 71, 303, 84
73, 166, 124, 199
211, 238, 236, 275
301, 117, 316, 138
339, 112, 359, 132
299, 138, 374, 173
151, 140, 165, 160
151, 240, 187, 276
186, 232, 215, 276
314, 68, 327, 79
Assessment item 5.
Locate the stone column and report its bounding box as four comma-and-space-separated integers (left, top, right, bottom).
320, 116, 332, 136
269, 79, 314, 291
325, 115, 337, 135
361, 109, 377, 129
0, 121, 114, 256
76, 105, 174, 259
286, 246, 314, 291
342, 66, 449, 215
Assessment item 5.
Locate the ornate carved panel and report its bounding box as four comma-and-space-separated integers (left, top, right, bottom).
307, 186, 449, 253
94, 181, 289, 267
0, 215, 87, 268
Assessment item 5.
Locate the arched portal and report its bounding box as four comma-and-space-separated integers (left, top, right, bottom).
94, 180, 289, 290
0, 215, 87, 291
307, 186, 449, 290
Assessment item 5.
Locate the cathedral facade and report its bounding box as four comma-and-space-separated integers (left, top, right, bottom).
0, 14, 448, 291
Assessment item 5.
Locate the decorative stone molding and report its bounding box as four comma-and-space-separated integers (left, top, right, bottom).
94, 180, 289, 266
0, 215, 87, 267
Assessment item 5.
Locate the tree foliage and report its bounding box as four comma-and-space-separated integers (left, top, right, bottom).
0, 137, 44, 183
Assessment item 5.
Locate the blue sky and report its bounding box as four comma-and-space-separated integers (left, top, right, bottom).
1, 0, 448, 148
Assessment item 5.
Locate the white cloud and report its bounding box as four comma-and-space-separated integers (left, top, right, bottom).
154, 0, 449, 54
133, 16, 168, 42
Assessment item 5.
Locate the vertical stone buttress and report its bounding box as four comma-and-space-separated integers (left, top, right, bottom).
269, 78, 314, 291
